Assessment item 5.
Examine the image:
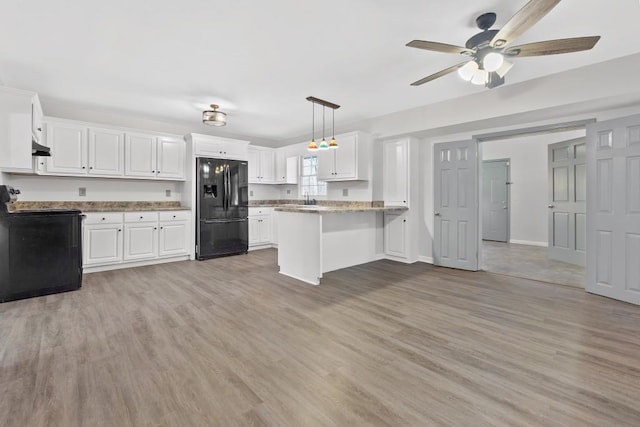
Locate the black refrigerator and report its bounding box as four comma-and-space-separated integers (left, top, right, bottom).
196, 157, 249, 260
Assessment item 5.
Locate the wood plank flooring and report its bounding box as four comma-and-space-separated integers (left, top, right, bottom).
1, 249, 639, 426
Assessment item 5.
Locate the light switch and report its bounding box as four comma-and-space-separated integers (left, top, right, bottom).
165, 189, 171, 197
79, 187, 86, 197
342, 188, 349, 197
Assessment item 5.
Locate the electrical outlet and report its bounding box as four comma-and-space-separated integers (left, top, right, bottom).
250, 190, 254, 197
286, 189, 291, 195
165, 189, 171, 197
342, 188, 349, 197
79, 187, 86, 197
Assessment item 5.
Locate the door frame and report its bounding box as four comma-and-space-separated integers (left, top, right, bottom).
435, 119, 595, 275
481, 158, 511, 243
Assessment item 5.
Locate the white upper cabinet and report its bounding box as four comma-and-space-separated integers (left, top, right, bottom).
42, 118, 185, 180
383, 138, 409, 206
248, 146, 276, 183
275, 148, 287, 183
89, 127, 124, 176
285, 156, 298, 184
317, 132, 369, 181
0, 87, 41, 173
125, 132, 157, 177
46, 122, 88, 174
189, 133, 249, 161
157, 136, 185, 179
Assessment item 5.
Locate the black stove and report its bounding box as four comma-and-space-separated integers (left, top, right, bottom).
0, 185, 83, 302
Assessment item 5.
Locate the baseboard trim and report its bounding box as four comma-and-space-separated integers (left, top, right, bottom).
278, 270, 319, 285
418, 256, 434, 264
509, 239, 548, 247
83, 255, 191, 274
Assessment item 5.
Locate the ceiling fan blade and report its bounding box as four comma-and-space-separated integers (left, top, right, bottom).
406, 40, 473, 55
504, 36, 601, 57
410, 61, 471, 86
490, 0, 561, 48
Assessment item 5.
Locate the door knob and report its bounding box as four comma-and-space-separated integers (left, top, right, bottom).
548, 204, 555, 208
434, 212, 441, 216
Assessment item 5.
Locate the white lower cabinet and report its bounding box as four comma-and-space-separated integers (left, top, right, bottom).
249, 207, 274, 247
83, 213, 124, 266
384, 212, 409, 259
83, 211, 190, 270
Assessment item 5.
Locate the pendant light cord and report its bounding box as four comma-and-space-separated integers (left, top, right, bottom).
322, 106, 325, 140
311, 102, 315, 141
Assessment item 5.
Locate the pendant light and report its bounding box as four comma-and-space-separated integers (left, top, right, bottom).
202, 104, 227, 126
306, 96, 340, 151
319, 106, 329, 150
329, 108, 338, 149
307, 101, 318, 151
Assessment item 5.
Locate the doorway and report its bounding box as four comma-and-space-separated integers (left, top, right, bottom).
479, 130, 586, 288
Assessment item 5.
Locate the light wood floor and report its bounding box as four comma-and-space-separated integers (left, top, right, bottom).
482, 241, 585, 288
1, 249, 639, 426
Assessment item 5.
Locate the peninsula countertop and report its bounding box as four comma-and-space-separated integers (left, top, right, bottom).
273, 205, 408, 213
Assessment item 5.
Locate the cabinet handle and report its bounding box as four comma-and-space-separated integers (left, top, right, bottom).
403, 201, 406, 204
37, 127, 42, 131
140, 216, 143, 219
39, 162, 44, 165
154, 227, 157, 230
152, 170, 155, 173
89, 166, 93, 170
173, 215, 176, 218
102, 217, 106, 221
403, 219, 406, 223
82, 166, 86, 169
157, 171, 160, 174
118, 229, 122, 232
160, 226, 164, 230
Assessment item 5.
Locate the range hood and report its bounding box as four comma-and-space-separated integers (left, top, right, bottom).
32, 140, 51, 157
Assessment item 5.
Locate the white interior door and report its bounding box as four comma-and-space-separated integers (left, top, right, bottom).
548, 138, 586, 266
482, 159, 509, 242
586, 115, 640, 305
433, 140, 479, 270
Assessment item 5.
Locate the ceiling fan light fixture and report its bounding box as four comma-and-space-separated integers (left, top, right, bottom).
457, 61, 479, 81
496, 60, 514, 78
202, 104, 227, 126
471, 69, 488, 85
483, 52, 504, 72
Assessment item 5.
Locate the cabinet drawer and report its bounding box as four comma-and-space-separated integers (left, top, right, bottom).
84, 212, 123, 225
249, 207, 272, 216
159, 211, 190, 222
124, 212, 159, 223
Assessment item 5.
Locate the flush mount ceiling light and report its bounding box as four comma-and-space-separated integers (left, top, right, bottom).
306, 96, 340, 152
406, 0, 601, 89
202, 104, 227, 126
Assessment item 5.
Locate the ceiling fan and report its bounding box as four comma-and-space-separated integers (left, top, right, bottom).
407, 0, 601, 89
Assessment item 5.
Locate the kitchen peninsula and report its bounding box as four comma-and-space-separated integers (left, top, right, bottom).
275, 203, 407, 285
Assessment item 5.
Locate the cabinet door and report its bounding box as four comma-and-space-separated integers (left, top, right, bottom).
124, 223, 158, 260
125, 133, 157, 177
316, 150, 334, 180
89, 127, 124, 176
221, 141, 248, 160
334, 134, 357, 179
158, 221, 188, 256
31, 97, 43, 143
46, 122, 88, 174
259, 150, 276, 183
275, 149, 287, 183
286, 156, 299, 184
84, 224, 123, 265
383, 139, 409, 206
384, 213, 407, 258
157, 137, 185, 179
248, 149, 261, 183
259, 215, 272, 243
248, 217, 261, 245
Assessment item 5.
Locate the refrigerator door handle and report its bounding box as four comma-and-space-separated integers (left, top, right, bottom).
202, 218, 247, 224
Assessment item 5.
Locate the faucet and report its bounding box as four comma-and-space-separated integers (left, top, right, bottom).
304, 191, 310, 205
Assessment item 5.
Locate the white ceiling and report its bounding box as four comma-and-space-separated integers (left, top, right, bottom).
1, 0, 639, 144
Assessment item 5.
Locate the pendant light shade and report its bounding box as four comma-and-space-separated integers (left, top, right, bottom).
306, 96, 340, 152
329, 108, 338, 149
202, 104, 227, 126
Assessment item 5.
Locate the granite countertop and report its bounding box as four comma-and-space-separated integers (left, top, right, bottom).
274, 205, 408, 214
8, 201, 190, 213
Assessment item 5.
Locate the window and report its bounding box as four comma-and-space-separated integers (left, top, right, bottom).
300, 155, 326, 197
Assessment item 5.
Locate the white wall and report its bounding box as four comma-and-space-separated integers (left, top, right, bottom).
249, 184, 281, 201
5, 175, 182, 201
482, 130, 585, 246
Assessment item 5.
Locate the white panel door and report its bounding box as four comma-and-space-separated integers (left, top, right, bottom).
433, 140, 479, 270
124, 223, 158, 260
157, 137, 185, 179
383, 139, 409, 206
548, 138, 586, 266
384, 212, 407, 258
88, 127, 124, 176
158, 222, 188, 256
125, 133, 157, 177
334, 134, 357, 179
482, 159, 509, 242
84, 224, 123, 265
587, 115, 640, 305
46, 122, 88, 174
